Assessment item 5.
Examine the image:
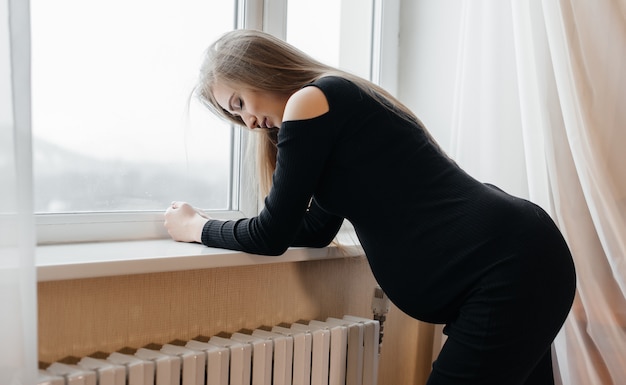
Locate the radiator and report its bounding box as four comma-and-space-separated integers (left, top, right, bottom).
37, 315, 380, 385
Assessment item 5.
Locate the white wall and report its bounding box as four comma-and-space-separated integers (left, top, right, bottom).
397, 1, 462, 153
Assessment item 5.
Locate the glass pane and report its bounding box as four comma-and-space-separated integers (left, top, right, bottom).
30, 0, 234, 213
286, 0, 373, 80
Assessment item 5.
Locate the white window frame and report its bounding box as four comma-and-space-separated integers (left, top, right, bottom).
35, 0, 261, 245
34, 0, 399, 245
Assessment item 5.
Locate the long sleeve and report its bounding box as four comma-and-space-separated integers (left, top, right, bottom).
201, 110, 342, 256
291, 198, 344, 248
201, 199, 343, 255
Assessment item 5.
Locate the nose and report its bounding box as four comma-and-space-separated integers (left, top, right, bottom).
241, 112, 257, 129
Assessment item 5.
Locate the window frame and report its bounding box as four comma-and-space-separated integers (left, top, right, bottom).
34, 0, 261, 245
34, 0, 400, 245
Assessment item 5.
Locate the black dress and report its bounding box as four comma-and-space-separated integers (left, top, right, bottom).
201, 76, 576, 384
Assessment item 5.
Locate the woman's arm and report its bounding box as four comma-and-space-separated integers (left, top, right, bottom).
166, 83, 338, 255
164, 198, 343, 250
291, 198, 344, 248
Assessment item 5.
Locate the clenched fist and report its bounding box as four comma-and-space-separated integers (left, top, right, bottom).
164, 201, 210, 243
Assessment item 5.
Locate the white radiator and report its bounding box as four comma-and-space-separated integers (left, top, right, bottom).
38, 315, 380, 385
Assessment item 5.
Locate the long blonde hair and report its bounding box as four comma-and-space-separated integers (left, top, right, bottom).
194, 29, 428, 196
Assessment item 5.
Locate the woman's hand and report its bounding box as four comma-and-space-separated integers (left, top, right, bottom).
164, 201, 210, 243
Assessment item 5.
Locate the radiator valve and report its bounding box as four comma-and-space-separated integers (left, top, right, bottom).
372, 285, 390, 354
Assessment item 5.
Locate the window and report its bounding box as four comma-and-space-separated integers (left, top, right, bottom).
31, 0, 234, 213
31, 0, 240, 243
32, 0, 397, 244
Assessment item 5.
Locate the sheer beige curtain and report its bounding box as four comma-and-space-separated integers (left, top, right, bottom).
451, 0, 626, 383
540, 1, 626, 383
0, 0, 38, 384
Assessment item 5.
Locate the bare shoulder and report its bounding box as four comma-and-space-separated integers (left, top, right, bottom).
283, 86, 329, 122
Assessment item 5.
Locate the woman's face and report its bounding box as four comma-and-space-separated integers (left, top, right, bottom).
213, 81, 291, 129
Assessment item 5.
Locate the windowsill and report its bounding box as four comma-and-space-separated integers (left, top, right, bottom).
36, 228, 363, 282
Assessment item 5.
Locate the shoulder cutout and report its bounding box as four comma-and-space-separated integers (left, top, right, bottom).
283, 86, 329, 122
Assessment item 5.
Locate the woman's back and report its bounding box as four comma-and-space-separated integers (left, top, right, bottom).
279, 76, 560, 322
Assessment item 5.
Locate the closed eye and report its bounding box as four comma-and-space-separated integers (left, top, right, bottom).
228, 94, 243, 113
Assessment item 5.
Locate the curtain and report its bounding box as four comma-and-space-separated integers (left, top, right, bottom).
451, 0, 626, 384
0, 0, 38, 385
